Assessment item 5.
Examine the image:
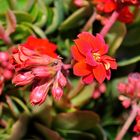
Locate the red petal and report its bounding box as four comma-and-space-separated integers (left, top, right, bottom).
82, 74, 94, 84
102, 55, 117, 69
73, 61, 91, 76
71, 46, 85, 61
93, 63, 106, 84
96, 34, 108, 55
106, 69, 111, 80
74, 39, 92, 55
78, 32, 98, 51
22, 36, 57, 58
86, 51, 97, 66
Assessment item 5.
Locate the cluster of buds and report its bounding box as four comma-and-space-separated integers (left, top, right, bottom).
117, 73, 140, 108
0, 52, 14, 95
12, 36, 69, 105
92, 83, 106, 99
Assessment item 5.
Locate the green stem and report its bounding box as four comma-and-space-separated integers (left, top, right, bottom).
82, 9, 97, 31
68, 79, 85, 99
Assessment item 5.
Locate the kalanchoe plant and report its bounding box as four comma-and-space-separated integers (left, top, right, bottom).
0, 0, 140, 140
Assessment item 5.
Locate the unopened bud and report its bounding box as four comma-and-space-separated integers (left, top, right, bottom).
52, 86, 63, 100
12, 71, 34, 86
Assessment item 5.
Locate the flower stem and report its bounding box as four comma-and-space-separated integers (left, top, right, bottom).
115, 103, 139, 140
68, 79, 85, 99
100, 11, 119, 37
82, 9, 97, 32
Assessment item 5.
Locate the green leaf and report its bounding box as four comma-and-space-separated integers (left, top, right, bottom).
91, 125, 107, 140
59, 6, 92, 31
34, 123, 64, 140
53, 111, 99, 130
58, 129, 96, 140
118, 55, 140, 67
107, 22, 126, 56
45, 0, 64, 34
22, 22, 46, 38
8, 114, 30, 140
6, 10, 16, 35
14, 11, 33, 23
71, 83, 95, 107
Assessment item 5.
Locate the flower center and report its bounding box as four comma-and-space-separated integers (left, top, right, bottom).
93, 53, 100, 62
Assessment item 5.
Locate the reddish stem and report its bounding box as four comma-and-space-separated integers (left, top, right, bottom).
100, 11, 119, 37
115, 103, 139, 140
82, 9, 97, 32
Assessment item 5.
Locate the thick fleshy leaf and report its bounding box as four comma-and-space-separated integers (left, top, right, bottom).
71, 46, 85, 61
6, 10, 16, 36
93, 63, 106, 84
58, 129, 96, 140
34, 123, 63, 140
53, 111, 100, 130
59, 6, 92, 31
107, 22, 126, 56
73, 61, 91, 76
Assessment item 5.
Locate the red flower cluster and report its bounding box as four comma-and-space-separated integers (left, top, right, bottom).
118, 73, 140, 108
0, 52, 14, 94
93, 0, 137, 23
12, 36, 68, 105
132, 136, 140, 140
71, 32, 117, 84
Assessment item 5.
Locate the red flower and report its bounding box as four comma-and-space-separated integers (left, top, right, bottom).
118, 6, 134, 23
22, 36, 57, 58
71, 32, 117, 84
93, 0, 117, 13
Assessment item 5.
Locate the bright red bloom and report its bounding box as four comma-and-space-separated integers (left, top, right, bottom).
93, 0, 117, 13
118, 6, 134, 23
71, 32, 117, 84
22, 36, 57, 58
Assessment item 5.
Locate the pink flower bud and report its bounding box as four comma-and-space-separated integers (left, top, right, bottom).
12, 72, 34, 86
30, 80, 51, 105
0, 52, 9, 62
3, 69, 13, 80
126, 84, 135, 96
122, 99, 131, 108
128, 73, 140, 84
32, 66, 55, 78
58, 72, 67, 87
98, 83, 106, 93
52, 86, 63, 100
73, 0, 84, 7
92, 89, 101, 99
117, 83, 126, 93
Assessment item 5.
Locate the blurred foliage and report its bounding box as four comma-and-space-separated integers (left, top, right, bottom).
0, 0, 140, 140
